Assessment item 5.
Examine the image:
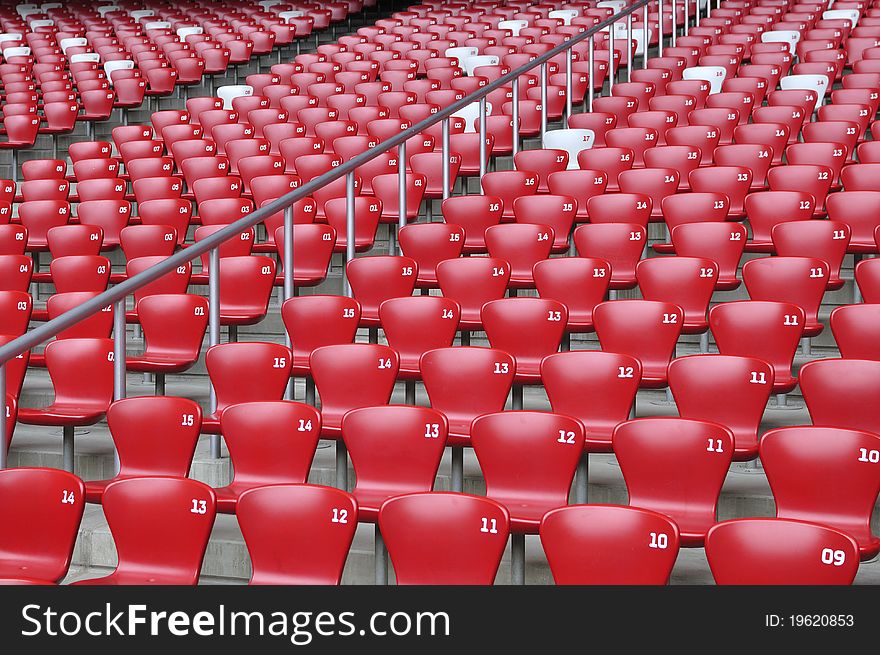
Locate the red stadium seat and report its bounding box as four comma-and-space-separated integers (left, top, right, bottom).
705, 518, 860, 585
540, 505, 680, 585
72, 477, 216, 585
379, 296, 460, 378
760, 425, 880, 560
593, 300, 683, 388
668, 354, 773, 461
214, 401, 321, 514
344, 405, 448, 521
17, 338, 114, 472
237, 484, 358, 585
83, 396, 202, 504
472, 410, 583, 537
613, 417, 734, 546
636, 257, 716, 334
830, 304, 880, 360
542, 350, 641, 452
379, 492, 509, 585
482, 298, 566, 384
573, 223, 645, 290
0, 468, 85, 584
800, 358, 880, 438
709, 301, 804, 395
201, 342, 292, 434
742, 256, 828, 337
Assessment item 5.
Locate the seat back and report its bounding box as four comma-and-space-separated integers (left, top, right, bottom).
541, 505, 680, 584
238, 484, 357, 585
379, 492, 510, 584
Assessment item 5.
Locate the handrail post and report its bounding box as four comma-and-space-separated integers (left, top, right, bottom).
397, 141, 406, 255
0, 364, 6, 470
344, 172, 356, 297
283, 205, 294, 401
644, 3, 650, 69
588, 36, 594, 111
627, 11, 633, 83
441, 117, 450, 203
659, 0, 664, 57
511, 79, 520, 156
684, 0, 690, 36
671, 0, 677, 47
609, 21, 615, 94
564, 46, 573, 126
208, 246, 221, 460
539, 61, 548, 142
479, 96, 487, 190
113, 298, 126, 475
338, 172, 357, 491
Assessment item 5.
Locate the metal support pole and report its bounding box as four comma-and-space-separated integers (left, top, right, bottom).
0, 363, 6, 470
627, 12, 633, 82
644, 3, 650, 70
113, 298, 126, 475
511, 533, 525, 585
336, 172, 357, 491
564, 47, 573, 126
700, 331, 709, 353
283, 205, 294, 400
405, 379, 415, 405
209, 246, 221, 460
344, 172, 356, 296
441, 117, 450, 202
512, 384, 523, 410
512, 79, 520, 156
801, 337, 812, 357
588, 37, 595, 111
684, 0, 690, 36
575, 454, 588, 504
451, 446, 463, 492
539, 62, 548, 141
659, 0, 664, 57
479, 97, 487, 188
375, 524, 388, 585
671, 0, 677, 47
62, 425, 74, 473
397, 141, 406, 254
609, 24, 615, 93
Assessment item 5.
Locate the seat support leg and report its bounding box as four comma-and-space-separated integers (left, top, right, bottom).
405, 379, 415, 405
451, 446, 463, 492
62, 425, 75, 473
154, 373, 165, 396
700, 331, 709, 353
305, 377, 316, 406
336, 441, 348, 491
512, 384, 523, 410
511, 533, 525, 585
374, 525, 388, 585
575, 453, 588, 504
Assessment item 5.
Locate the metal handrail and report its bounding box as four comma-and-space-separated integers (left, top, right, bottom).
0, 0, 656, 367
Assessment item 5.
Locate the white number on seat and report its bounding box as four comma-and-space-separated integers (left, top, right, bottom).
181, 414, 195, 426
480, 517, 498, 534
649, 532, 668, 549
557, 430, 576, 444
190, 499, 207, 514
858, 448, 880, 463
61, 490, 76, 505
821, 548, 846, 566
706, 439, 724, 453
424, 423, 440, 438
331, 508, 348, 524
